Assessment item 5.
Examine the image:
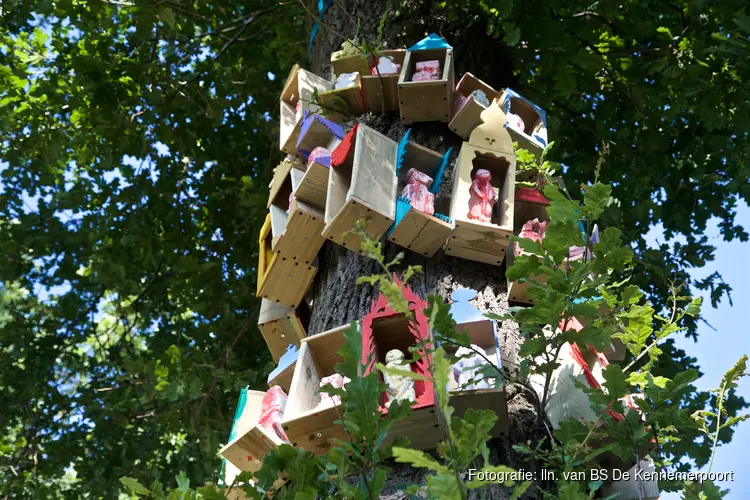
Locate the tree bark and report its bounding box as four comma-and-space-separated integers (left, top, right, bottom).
305, 2, 544, 497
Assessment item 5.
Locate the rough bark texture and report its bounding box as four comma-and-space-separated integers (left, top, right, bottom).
305, 3, 544, 498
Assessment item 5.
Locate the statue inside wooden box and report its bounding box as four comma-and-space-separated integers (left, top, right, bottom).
257, 385, 290, 442
453, 345, 492, 390
372, 56, 401, 76
383, 349, 416, 408
318, 373, 351, 407
401, 168, 435, 215
467, 168, 496, 223
411, 60, 440, 82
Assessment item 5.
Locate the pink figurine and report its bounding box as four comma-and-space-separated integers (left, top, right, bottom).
308, 146, 331, 167
513, 219, 547, 256
257, 386, 289, 442
401, 168, 435, 215
411, 60, 441, 81
319, 373, 351, 406
467, 169, 496, 223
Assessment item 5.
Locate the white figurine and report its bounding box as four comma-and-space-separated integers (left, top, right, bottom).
335, 72, 359, 89
383, 349, 416, 408
471, 89, 490, 107
453, 345, 492, 390
506, 112, 526, 133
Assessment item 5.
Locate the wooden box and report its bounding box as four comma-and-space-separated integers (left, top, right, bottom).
280, 64, 332, 156
387, 131, 454, 257
267, 344, 299, 392
498, 88, 549, 157
257, 213, 317, 308
274, 198, 326, 265
507, 188, 549, 304
363, 49, 407, 113
322, 125, 398, 253
269, 167, 305, 248
267, 156, 306, 210
281, 323, 354, 456
258, 298, 309, 362
448, 73, 499, 140
397, 47, 454, 123
445, 142, 516, 265
361, 284, 441, 451
220, 390, 285, 474
319, 73, 364, 123
446, 320, 508, 438
331, 45, 369, 75
295, 150, 330, 210
295, 113, 344, 160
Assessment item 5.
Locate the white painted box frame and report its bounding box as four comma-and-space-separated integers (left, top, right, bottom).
448, 72, 499, 140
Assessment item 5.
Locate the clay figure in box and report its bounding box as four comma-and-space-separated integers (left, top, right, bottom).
335, 72, 359, 89
513, 219, 547, 257
453, 345, 493, 390
372, 56, 401, 76
319, 373, 350, 407
383, 349, 416, 408
412, 60, 440, 81
468, 169, 496, 223
400, 168, 435, 215
257, 385, 289, 442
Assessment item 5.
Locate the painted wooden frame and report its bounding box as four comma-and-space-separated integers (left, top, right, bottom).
387, 130, 454, 257
446, 319, 508, 438
258, 298, 310, 362
281, 323, 355, 456
322, 125, 398, 253
498, 88, 549, 157
279, 64, 332, 156
397, 46, 454, 123
361, 282, 441, 451
295, 113, 344, 160
257, 213, 317, 308
448, 73, 499, 140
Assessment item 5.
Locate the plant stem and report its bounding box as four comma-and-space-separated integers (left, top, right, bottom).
708, 382, 726, 474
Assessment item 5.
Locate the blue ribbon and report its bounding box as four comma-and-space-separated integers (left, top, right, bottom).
308, 0, 333, 63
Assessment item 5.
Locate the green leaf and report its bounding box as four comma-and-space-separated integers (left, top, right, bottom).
391, 447, 451, 474
120, 477, 151, 495
175, 471, 189, 492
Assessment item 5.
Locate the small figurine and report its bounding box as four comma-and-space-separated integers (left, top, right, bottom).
335, 72, 359, 89
383, 349, 416, 408
506, 112, 525, 133
308, 146, 331, 167
319, 373, 351, 406
453, 345, 492, 390
513, 218, 547, 256
401, 168, 435, 215
371, 56, 401, 76
257, 386, 289, 442
471, 89, 490, 107
411, 60, 440, 81
467, 169, 496, 223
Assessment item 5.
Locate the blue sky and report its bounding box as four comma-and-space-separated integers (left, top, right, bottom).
652, 201, 750, 499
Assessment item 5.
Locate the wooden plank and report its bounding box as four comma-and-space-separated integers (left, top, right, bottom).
319, 77, 364, 123
397, 49, 454, 123
257, 257, 317, 308
362, 49, 406, 113
330, 51, 369, 76
350, 126, 398, 219
267, 360, 296, 393
387, 406, 441, 450
279, 101, 301, 156
269, 204, 289, 246
448, 73, 499, 140
273, 199, 326, 265
322, 197, 394, 254
389, 208, 453, 258
294, 161, 329, 209
267, 156, 304, 209
302, 322, 351, 373
259, 299, 295, 324
388, 207, 430, 248
283, 342, 322, 420
258, 314, 307, 362
444, 238, 508, 266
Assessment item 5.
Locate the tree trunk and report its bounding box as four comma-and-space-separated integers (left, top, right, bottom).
306, 3, 543, 497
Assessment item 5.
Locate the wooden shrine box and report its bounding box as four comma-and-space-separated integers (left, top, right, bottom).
361, 284, 441, 451
330, 49, 406, 112
281, 323, 355, 456
257, 213, 317, 308
267, 156, 306, 211
258, 298, 309, 362
280, 64, 332, 156
295, 113, 344, 160
273, 198, 326, 265
448, 73, 499, 140
268, 166, 305, 249
322, 125, 398, 253
363, 50, 407, 113
507, 187, 550, 305
445, 100, 517, 266
446, 320, 508, 438
497, 88, 549, 158
220, 390, 286, 476
397, 35, 454, 123
319, 73, 364, 123
387, 130, 454, 257
295, 148, 330, 210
